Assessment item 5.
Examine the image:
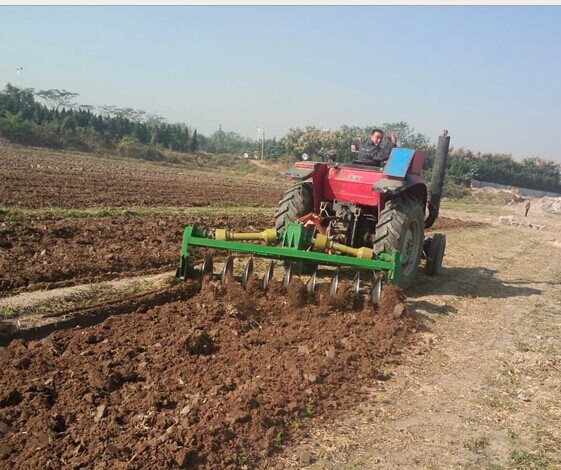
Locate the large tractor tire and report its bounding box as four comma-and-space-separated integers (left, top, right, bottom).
373, 196, 425, 289
274, 182, 313, 236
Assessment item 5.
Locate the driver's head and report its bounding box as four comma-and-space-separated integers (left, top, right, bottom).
370, 129, 384, 146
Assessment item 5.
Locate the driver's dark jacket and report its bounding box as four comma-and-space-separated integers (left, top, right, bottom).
355, 140, 396, 165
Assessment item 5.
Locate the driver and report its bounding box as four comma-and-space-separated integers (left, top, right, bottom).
355, 129, 397, 165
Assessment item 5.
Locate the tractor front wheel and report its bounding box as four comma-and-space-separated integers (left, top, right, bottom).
425, 233, 446, 275
373, 196, 425, 289
274, 182, 313, 236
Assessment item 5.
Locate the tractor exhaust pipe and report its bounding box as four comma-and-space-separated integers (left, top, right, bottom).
425, 131, 450, 228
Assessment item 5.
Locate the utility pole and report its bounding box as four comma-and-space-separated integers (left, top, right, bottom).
257, 127, 265, 160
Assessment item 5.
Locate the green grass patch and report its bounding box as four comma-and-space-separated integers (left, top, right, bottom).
0, 205, 277, 222
0, 305, 17, 319
0, 278, 169, 320
440, 199, 516, 217
510, 449, 548, 469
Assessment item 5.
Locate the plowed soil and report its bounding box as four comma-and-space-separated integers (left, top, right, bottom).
0, 145, 490, 469
0, 146, 288, 208
0, 214, 272, 297
426, 216, 483, 231
0, 279, 419, 469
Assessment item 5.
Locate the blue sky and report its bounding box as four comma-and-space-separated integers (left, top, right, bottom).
1, 6, 561, 163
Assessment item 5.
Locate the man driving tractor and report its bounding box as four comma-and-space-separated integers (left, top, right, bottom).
355, 128, 398, 165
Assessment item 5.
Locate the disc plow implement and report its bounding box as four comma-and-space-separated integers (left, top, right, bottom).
176, 222, 402, 305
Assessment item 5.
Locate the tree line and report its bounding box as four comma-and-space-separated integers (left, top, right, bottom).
0, 84, 198, 154
0, 83, 559, 193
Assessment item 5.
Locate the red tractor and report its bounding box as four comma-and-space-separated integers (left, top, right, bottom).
274, 133, 450, 289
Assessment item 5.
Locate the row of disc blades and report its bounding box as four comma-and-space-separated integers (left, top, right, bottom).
198, 254, 382, 305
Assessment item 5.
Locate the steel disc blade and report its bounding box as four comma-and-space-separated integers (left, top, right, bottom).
221, 256, 234, 285
307, 269, 317, 293
371, 276, 382, 306
330, 269, 340, 298
283, 264, 292, 289
201, 254, 214, 278
179, 255, 192, 280
241, 257, 254, 288
352, 271, 361, 296
263, 260, 275, 291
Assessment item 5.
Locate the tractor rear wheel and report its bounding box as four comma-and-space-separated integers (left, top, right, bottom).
373, 196, 425, 289
274, 182, 313, 236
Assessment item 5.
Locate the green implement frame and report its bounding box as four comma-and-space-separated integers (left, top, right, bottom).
176, 223, 402, 285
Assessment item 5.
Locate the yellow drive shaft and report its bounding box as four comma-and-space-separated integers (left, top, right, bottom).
215, 228, 278, 245
312, 233, 373, 259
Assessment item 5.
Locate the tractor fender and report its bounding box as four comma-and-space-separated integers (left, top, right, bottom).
380, 181, 427, 219
402, 181, 428, 209
285, 161, 318, 181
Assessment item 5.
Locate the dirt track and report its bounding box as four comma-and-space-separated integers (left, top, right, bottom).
1, 145, 559, 468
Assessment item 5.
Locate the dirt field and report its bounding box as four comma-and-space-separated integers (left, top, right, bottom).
0, 145, 287, 209
1, 144, 560, 469
0, 144, 289, 297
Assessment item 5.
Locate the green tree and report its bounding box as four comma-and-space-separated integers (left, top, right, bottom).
190, 129, 198, 151
0, 111, 33, 142
280, 122, 429, 163
0, 84, 37, 120
381, 121, 430, 149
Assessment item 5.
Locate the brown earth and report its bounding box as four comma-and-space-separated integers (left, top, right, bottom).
0, 146, 288, 209
427, 216, 483, 232
0, 279, 419, 469
279, 214, 561, 469
0, 214, 273, 297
